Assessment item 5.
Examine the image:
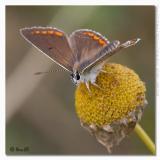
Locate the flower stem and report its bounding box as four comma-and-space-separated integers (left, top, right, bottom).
134, 123, 155, 154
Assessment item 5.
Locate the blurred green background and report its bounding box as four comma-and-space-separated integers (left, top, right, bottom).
6, 6, 155, 155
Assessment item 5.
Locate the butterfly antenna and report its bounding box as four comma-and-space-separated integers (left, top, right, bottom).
34, 71, 49, 75
34, 68, 66, 75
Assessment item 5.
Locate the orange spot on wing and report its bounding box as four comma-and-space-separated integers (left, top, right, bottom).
83, 32, 88, 35
99, 39, 106, 46
41, 31, 47, 34
55, 31, 63, 36
48, 30, 54, 34
83, 32, 94, 37
93, 35, 99, 40
35, 31, 40, 34
87, 32, 94, 37
31, 30, 40, 35
83, 31, 107, 46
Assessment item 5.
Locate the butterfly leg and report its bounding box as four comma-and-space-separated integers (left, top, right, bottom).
100, 70, 107, 73
92, 82, 103, 90
100, 70, 115, 77
85, 82, 91, 93
100, 70, 114, 76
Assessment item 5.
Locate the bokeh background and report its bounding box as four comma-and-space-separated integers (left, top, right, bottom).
6, 6, 155, 155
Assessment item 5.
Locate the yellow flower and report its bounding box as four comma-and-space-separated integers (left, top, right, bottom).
75, 63, 147, 152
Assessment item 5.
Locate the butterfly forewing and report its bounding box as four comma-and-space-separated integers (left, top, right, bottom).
69, 29, 110, 72
20, 27, 75, 72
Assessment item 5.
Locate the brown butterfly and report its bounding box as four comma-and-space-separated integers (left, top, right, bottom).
20, 27, 140, 91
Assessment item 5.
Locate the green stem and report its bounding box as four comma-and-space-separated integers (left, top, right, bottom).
134, 123, 156, 155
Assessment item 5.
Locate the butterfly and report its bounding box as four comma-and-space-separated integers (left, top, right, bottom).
20, 27, 140, 91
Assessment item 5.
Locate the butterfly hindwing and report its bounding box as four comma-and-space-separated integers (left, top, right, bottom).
20, 27, 75, 72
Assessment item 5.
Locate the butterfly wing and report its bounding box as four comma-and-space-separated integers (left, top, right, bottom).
81, 38, 140, 73
69, 29, 140, 74
20, 27, 75, 72
69, 29, 110, 72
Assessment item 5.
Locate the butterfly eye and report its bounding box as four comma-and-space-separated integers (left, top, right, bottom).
76, 73, 80, 80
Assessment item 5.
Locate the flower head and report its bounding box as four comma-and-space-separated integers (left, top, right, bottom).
75, 63, 147, 152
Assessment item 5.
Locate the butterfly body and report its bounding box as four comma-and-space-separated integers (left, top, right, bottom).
20, 27, 140, 90
72, 61, 104, 85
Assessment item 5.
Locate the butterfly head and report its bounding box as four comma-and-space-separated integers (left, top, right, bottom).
70, 71, 81, 85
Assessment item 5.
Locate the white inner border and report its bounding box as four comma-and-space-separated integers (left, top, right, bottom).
0, 0, 159, 160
